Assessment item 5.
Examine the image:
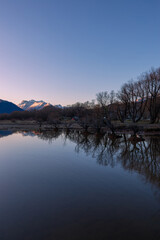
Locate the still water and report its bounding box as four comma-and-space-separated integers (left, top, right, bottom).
0, 130, 160, 240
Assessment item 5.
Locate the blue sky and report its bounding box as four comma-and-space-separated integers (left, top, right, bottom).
0, 0, 159, 105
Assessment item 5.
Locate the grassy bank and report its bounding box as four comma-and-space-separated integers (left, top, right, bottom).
0, 120, 160, 136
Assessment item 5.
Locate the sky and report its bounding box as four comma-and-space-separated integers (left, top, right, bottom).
0, 0, 160, 106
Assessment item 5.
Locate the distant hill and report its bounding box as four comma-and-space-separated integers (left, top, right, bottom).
0, 99, 23, 114
54, 104, 63, 109
18, 100, 63, 111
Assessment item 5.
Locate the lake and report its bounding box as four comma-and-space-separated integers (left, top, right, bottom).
0, 130, 160, 240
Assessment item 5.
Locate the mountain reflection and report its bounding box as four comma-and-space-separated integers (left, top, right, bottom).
0, 130, 15, 138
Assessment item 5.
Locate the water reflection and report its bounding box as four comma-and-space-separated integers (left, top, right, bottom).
69, 132, 160, 190
1, 129, 160, 189
1, 129, 160, 240
22, 130, 160, 190
0, 130, 14, 138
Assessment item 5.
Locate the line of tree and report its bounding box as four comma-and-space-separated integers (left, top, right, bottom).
0, 67, 160, 131
96, 67, 160, 124
117, 67, 160, 123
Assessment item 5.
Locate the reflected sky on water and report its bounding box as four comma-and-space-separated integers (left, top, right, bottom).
0, 130, 160, 240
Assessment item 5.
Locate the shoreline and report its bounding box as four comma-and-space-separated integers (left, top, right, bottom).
0, 120, 160, 136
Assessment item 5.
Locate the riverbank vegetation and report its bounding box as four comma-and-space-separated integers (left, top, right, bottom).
0, 67, 160, 136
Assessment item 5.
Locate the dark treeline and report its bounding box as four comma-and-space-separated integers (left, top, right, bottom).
1, 67, 160, 132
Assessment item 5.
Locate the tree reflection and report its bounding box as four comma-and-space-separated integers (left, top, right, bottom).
119, 137, 160, 188
65, 131, 160, 189
20, 130, 160, 190
22, 129, 62, 143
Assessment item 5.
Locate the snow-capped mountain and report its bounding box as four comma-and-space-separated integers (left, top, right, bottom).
18, 100, 52, 111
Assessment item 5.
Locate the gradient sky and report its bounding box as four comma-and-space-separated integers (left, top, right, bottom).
0, 0, 160, 106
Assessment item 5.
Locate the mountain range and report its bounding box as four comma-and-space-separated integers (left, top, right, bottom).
0, 99, 23, 114
18, 100, 52, 111
18, 100, 63, 111
0, 99, 63, 115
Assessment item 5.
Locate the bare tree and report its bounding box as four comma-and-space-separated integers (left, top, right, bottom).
119, 79, 147, 123
96, 91, 117, 135
116, 91, 128, 123
145, 68, 160, 123
96, 91, 110, 116
91, 105, 103, 133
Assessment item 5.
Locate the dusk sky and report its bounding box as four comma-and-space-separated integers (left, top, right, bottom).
0, 0, 160, 106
